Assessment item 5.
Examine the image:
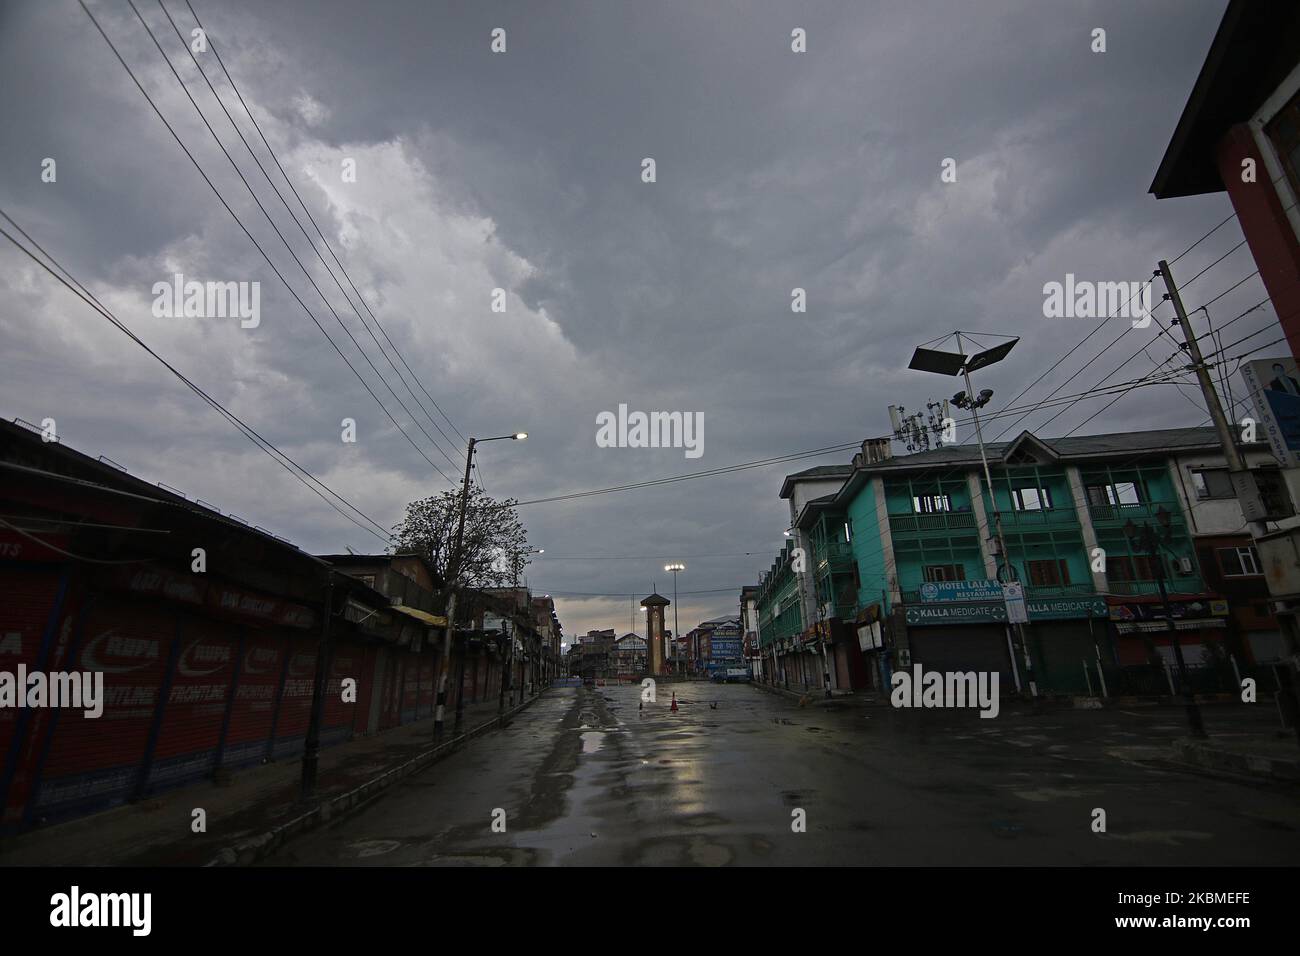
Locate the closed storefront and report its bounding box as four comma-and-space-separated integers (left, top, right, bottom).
1027, 619, 1102, 694
906, 624, 1013, 686
146, 615, 239, 795
221, 629, 285, 768
34, 597, 172, 823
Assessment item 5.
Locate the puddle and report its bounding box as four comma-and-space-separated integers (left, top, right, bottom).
579, 731, 606, 754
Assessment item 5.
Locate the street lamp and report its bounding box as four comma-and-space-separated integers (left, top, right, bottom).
909, 331, 1037, 700
665, 562, 685, 675
435, 431, 528, 737
1123, 508, 1206, 737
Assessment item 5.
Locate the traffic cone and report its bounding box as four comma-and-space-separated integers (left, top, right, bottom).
670, 692, 678, 713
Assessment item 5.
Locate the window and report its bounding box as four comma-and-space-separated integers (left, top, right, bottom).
1107, 555, 1161, 582
1191, 468, 1234, 499
923, 564, 966, 582
1086, 481, 1142, 506
1026, 559, 1070, 587
1266, 89, 1300, 201
1218, 545, 1262, 577
912, 494, 951, 513
1012, 486, 1053, 511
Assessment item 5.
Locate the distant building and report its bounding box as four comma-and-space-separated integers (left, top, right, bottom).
611, 633, 647, 677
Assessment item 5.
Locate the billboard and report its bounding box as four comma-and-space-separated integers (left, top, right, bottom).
1241, 357, 1300, 468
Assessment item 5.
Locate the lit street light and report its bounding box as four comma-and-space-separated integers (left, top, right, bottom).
665, 562, 685, 675
436, 431, 527, 738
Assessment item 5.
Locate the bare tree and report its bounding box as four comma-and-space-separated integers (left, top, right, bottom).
392, 486, 529, 591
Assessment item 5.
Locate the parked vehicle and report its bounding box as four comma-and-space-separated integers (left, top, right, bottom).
710, 667, 751, 683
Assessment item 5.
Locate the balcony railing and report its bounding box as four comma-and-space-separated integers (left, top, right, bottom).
1087, 500, 1186, 525
1106, 578, 1204, 597
902, 582, 1096, 604
888, 511, 977, 534
993, 507, 1080, 528
1024, 583, 1095, 598
814, 539, 856, 570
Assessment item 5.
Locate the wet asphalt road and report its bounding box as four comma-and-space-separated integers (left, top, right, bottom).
268, 684, 1300, 866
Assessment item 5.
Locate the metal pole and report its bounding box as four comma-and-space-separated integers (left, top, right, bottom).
300, 575, 334, 801
498, 629, 508, 716
1152, 530, 1206, 737
957, 331, 1036, 698
672, 568, 680, 676
435, 437, 477, 737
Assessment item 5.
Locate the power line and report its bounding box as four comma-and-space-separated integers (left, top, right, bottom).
130, 0, 461, 478
184, 0, 468, 449
80, 0, 456, 486
495, 368, 1196, 511
162, 0, 468, 467
0, 211, 392, 545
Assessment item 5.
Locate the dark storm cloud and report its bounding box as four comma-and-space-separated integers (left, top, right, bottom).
0, 0, 1268, 636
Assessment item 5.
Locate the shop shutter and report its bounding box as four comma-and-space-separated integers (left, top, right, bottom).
401, 647, 421, 723
220, 629, 285, 769
270, 636, 318, 759
0, 566, 70, 831
907, 625, 1013, 687
322, 640, 360, 748
145, 616, 239, 794
33, 598, 171, 823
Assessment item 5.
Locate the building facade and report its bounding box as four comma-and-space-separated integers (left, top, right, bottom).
752, 427, 1291, 697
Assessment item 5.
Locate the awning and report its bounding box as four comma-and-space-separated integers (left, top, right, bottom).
391, 604, 447, 627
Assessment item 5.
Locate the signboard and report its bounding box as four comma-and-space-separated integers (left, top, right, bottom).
856, 621, 882, 651
1025, 597, 1108, 620
710, 637, 742, 660
1108, 598, 1228, 622
1003, 582, 1028, 624
919, 579, 1002, 602
1241, 357, 1300, 468
906, 603, 1005, 625
906, 595, 1111, 626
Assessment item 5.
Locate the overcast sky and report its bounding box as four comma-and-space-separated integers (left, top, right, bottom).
0, 0, 1279, 640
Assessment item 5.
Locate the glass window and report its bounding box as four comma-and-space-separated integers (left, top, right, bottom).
1218, 545, 1262, 577
1026, 559, 1070, 586
1086, 482, 1141, 506
1013, 486, 1053, 511
922, 564, 965, 582
1191, 468, 1233, 499
1266, 89, 1300, 201
912, 494, 952, 513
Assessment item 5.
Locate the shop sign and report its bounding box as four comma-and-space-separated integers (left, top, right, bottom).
1108, 598, 1227, 623
905, 603, 1005, 626
1025, 597, 1108, 620
919, 579, 1002, 602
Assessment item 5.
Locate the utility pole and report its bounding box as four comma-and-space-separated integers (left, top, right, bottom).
435, 438, 477, 737
1159, 261, 1255, 480
1158, 259, 1300, 741
300, 574, 334, 801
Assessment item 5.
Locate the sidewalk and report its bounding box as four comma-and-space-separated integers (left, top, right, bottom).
0, 691, 548, 867
1171, 729, 1300, 783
